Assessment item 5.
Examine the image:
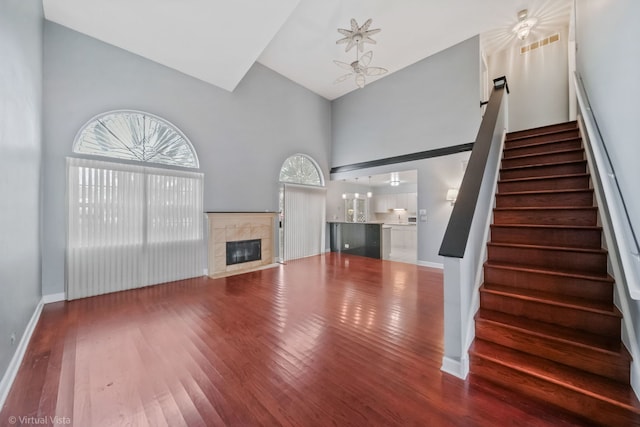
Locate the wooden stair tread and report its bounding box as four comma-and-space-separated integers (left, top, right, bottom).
490, 223, 602, 231
493, 206, 598, 212
476, 308, 625, 354
503, 147, 584, 161
500, 159, 587, 172
480, 283, 620, 317
498, 172, 589, 184
495, 188, 593, 196
487, 241, 606, 254
506, 121, 577, 139
470, 339, 640, 413
484, 261, 614, 283
504, 136, 582, 151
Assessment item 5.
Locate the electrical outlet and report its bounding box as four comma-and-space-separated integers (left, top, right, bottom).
344, 243, 350, 249
10, 333, 16, 346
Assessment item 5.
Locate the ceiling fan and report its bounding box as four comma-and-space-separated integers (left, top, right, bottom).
334, 18, 387, 89
333, 51, 388, 88
336, 18, 381, 52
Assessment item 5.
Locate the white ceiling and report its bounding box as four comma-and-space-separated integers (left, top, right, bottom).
42, 0, 570, 100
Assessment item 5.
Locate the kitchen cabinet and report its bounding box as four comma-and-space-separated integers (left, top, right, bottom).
407, 192, 417, 214
373, 194, 394, 213
388, 224, 417, 261
373, 192, 417, 213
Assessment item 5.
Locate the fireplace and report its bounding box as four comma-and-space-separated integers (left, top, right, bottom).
226, 239, 261, 265
207, 212, 277, 278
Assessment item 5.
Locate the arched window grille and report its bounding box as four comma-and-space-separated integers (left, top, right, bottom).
279, 154, 324, 186
73, 110, 199, 168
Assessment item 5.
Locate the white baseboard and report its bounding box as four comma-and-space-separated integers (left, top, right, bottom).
417, 260, 444, 269
441, 355, 469, 379
42, 292, 65, 304
0, 297, 44, 408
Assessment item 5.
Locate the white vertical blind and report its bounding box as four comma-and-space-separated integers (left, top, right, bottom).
67, 158, 204, 300
283, 183, 326, 261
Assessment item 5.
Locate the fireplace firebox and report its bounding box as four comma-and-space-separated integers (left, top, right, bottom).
226, 239, 261, 266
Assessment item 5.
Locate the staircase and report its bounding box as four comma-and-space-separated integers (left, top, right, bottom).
469, 121, 640, 426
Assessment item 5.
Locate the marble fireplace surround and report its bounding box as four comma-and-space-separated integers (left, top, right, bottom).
207, 212, 278, 278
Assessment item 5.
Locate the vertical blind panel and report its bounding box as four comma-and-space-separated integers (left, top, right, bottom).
66, 158, 204, 300
283, 184, 326, 261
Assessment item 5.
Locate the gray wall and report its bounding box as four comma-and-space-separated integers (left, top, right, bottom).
331, 37, 481, 265
0, 0, 43, 380
575, 0, 640, 250
42, 22, 331, 296
575, 0, 640, 385
487, 29, 569, 132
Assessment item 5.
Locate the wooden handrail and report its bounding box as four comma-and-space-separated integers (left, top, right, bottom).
438, 76, 508, 258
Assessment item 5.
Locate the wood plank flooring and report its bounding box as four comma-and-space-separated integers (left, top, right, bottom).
1, 253, 594, 426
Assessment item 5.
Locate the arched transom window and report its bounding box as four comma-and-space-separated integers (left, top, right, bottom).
73, 110, 199, 168
279, 154, 324, 186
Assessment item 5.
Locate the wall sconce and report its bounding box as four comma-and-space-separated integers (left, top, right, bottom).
446, 188, 459, 206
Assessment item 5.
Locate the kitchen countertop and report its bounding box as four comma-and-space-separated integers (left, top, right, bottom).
327, 220, 385, 225
384, 222, 417, 226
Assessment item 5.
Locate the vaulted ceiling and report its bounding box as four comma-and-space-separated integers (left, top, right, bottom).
42, 0, 571, 100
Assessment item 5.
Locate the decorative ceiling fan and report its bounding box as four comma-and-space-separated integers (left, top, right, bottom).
336, 18, 381, 52
333, 51, 387, 88
334, 18, 387, 89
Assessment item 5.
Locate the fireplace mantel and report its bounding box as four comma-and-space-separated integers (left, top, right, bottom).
207, 212, 278, 278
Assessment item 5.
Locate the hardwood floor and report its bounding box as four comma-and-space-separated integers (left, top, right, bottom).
1, 253, 594, 426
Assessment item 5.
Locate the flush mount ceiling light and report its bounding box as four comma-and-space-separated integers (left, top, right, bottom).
512, 9, 538, 41
334, 18, 388, 89
389, 172, 400, 186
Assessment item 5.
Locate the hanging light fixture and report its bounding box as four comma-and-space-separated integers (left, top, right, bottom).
512, 9, 538, 41
389, 172, 400, 186
367, 176, 373, 198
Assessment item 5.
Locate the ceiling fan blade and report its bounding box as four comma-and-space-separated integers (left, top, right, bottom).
365, 67, 388, 76
336, 37, 349, 45
337, 28, 352, 37
364, 28, 381, 36
345, 38, 356, 52
334, 73, 353, 84
359, 51, 373, 67
350, 18, 359, 32
361, 18, 372, 31
333, 60, 354, 71
355, 73, 366, 88
363, 37, 377, 45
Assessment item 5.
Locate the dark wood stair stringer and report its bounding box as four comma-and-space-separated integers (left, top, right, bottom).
469, 121, 640, 426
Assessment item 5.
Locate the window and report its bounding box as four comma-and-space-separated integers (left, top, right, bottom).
279, 154, 324, 186
67, 110, 203, 300
73, 110, 199, 168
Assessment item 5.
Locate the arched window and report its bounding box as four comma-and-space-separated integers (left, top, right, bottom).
73, 110, 199, 168
67, 110, 203, 300
279, 154, 324, 186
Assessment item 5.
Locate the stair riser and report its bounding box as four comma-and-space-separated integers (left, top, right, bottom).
479, 291, 620, 337
484, 265, 613, 303
506, 129, 580, 147
490, 226, 602, 249
493, 208, 597, 226
507, 124, 578, 142
498, 176, 590, 193
495, 191, 594, 208
487, 245, 607, 275
502, 150, 584, 169
470, 355, 636, 427
500, 162, 587, 180
475, 319, 628, 382
504, 139, 582, 158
